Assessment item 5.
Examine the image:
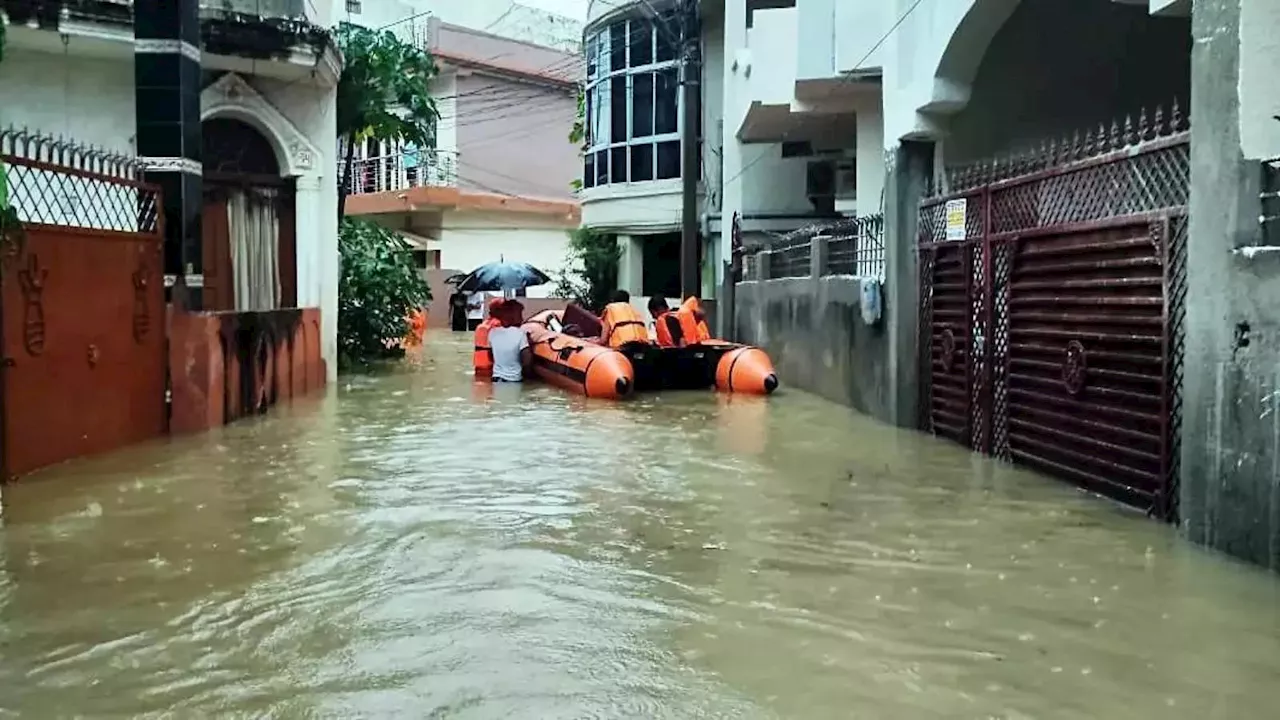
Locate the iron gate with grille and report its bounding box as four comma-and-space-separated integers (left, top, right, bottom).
918, 106, 1190, 519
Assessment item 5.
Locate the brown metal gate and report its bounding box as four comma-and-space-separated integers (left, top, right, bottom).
1, 131, 166, 479
918, 107, 1190, 519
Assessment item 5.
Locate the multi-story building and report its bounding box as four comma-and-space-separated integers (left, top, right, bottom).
340, 1, 583, 303
571, 0, 1280, 570
702, 0, 1280, 571
0, 0, 342, 377
577, 0, 883, 317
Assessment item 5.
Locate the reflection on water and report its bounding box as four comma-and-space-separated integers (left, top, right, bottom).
1, 335, 1279, 718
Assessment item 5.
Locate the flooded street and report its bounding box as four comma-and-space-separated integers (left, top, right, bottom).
2, 335, 1279, 718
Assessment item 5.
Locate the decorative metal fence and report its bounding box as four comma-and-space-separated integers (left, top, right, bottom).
1, 126, 159, 233
917, 101, 1190, 521
0, 127, 166, 479
825, 214, 885, 278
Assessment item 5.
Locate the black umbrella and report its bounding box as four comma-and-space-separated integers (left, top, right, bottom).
456, 260, 552, 293
444, 273, 468, 286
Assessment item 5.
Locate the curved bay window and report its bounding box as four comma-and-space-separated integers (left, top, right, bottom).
583, 11, 681, 189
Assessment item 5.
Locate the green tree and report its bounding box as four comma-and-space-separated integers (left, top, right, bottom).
337, 218, 431, 369
569, 84, 585, 192
554, 226, 620, 313
336, 23, 440, 217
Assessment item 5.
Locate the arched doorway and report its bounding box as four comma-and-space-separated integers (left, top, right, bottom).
201, 117, 298, 311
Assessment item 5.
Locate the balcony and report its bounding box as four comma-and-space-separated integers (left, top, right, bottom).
201, 0, 310, 21
0, 1, 336, 83
343, 151, 460, 196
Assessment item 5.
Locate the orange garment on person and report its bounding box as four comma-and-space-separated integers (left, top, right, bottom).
653, 309, 679, 347
472, 299, 505, 377
674, 297, 712, 344
405, 309, 426, 347
599, 301, 651, 348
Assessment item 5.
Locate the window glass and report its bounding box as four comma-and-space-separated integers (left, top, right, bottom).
630, 143, 653, 182
610, 147, 627, 184
609, 23, 627, 71
629, 20, 652, 66
610, 76, 627, 143
654, 69, 678, 136
631, 73, 653, 138
582, 16, 680, 187
656, 141, 680, 179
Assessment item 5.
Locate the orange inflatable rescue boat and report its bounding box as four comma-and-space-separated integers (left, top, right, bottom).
522, 310, 635, 399
700, 340, 778, 396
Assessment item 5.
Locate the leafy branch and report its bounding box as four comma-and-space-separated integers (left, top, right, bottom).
554, 226, 619, 313
336, 23, 441, 217
569, 84, 585, 192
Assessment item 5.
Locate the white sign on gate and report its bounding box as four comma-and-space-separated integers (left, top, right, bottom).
945, 198, 967, 241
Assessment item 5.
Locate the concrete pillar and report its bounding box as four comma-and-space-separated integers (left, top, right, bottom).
134, 0, 202, 307
883, 140, 934, 430
856, 95, 886, 217
718, 0, 748, 336
1181, 0, 1280, 569
295, 176, 322, 308
617, 234, 644, 296
810, 235, 829, 277
754, 250, 770, 281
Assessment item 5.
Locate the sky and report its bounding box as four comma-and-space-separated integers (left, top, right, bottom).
520, 0, 590, 21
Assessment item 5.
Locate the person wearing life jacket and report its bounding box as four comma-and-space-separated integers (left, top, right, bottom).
598, 290, 651, 349
648, 295, 684, 348
674, 296, 712, 345
472, 298, 505, 377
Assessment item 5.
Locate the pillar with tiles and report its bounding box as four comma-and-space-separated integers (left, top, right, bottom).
134, 0, 203, 308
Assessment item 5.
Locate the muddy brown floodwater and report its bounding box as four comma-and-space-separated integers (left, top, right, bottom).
2, 335, 1279, 718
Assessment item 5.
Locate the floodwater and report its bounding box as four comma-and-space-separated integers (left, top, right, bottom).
1, 336, 1279, 719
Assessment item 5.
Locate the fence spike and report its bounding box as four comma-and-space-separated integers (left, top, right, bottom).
1108, 118, 1120, 149
1138, 107, 1150, 141
1171, 97, 1184, 131
1124, 113, 1136, 146
1083, 127, 1095, 158
1154, 103, 1166, 136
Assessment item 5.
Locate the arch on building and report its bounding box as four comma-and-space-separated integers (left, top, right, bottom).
924, 0, 1020, 116
936, 0, 1191, 163
200, 72, 321, 182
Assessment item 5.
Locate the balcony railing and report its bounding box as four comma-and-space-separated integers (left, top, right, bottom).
344, 151, 460, 195
200, 0, 309, 20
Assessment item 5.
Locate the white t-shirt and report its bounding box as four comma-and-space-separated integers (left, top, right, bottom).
489, 326, 530, 381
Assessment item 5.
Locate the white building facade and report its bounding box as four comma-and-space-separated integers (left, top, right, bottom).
341, 3, 584, 301
0, 0, 342, 379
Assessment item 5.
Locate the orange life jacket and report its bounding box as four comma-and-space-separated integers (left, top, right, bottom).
600, 302, 651, 348
653, 311, 678, 347
473, 317, 500, 376
675, 297, 712, 344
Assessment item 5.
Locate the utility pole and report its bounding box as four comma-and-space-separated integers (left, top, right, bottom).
679, 0, 702, 300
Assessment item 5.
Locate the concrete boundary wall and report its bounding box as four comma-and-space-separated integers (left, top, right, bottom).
733, 276, 890, 420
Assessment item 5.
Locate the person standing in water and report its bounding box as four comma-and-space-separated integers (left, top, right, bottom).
487, 300, 531, 382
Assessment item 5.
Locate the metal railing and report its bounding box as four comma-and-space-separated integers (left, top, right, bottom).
825, 214, 885, 279
766, 239, 812, 279
200, 0, 309, 20
745, 214, 887, 281
343, 151, 460, 196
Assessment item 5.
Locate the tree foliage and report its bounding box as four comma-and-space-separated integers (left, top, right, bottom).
337, 218, 431, 369
336, 23, 440, 216
554, 226, 620, 313
568, 85, 585, 192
